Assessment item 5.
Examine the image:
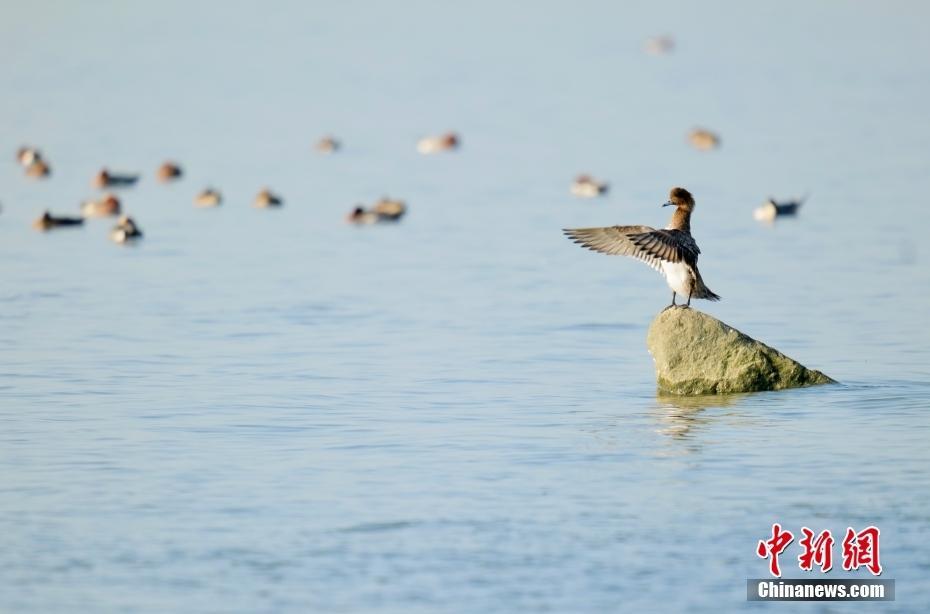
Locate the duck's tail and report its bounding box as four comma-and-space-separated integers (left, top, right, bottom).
693, 269, 721, 301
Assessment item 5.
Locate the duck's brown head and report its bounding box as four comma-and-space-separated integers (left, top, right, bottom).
94, 168, 110, 187
346, 205, 366, 222
33, 211, 52, 230
664, 187, 695, 211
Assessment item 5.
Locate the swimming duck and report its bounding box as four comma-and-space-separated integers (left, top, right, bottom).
24, 159, 51, 178
254, 188, 283, 208
571, 174, 609, 198
32, 211, 84, 231
688, 128, 720, 151
644, 36, 675, 55
346, 198, 407, 224
80, 193, 121, 218
93, 168, 140, 188
316, 136, 340, 153
109, 215, 143, 243
645, 36, 675, 55
416, 132, 460, 154
194, 188, 222, 207
156, 161, 183, 182
753, 196, 805, 222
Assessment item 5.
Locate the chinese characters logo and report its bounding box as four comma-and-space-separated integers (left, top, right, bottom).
757, 524, 882, 577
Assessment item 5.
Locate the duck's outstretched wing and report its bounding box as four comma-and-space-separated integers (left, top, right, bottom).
563, 226, 699, 271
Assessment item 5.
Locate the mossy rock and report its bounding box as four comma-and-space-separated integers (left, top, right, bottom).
647, 308, 835, 395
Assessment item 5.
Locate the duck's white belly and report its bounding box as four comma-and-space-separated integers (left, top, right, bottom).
661, 260, 693, 296
753, 203, 777, 221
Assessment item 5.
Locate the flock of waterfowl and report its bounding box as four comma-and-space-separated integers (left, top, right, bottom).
12, 131, 450, 244
12, 34, 805, 246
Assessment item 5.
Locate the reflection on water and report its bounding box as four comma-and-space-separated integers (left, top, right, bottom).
653, 391, 750, 441
655, 391, 749, 412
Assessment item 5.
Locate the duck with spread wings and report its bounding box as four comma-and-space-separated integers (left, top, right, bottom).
563, 187, 720, 308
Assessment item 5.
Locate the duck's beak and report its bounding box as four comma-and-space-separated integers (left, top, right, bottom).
662, 201, 674, 207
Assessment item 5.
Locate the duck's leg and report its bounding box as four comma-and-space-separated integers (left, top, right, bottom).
668, 291, 677, 309
685, 291, 692, 308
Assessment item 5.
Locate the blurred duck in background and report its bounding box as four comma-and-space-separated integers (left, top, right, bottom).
644, 35, 675, 55
753, 196, 806, 222
33, 211, 84, 231
254, 188, 283, 208
688, 128, 720, 151
109, 215, 143, 244
24, 159, 51, 178
156, 161, 183, 182
194, 188, 222, 207
316, 136, 340, 154
17, 146, 51, 178
417, 132, 459, 154
81, 193, 121, 218
94, 168, 140, 188
571, 174, 609, 198
346, 197, 407, 224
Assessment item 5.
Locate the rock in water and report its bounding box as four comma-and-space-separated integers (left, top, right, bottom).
647, 308, 835, 395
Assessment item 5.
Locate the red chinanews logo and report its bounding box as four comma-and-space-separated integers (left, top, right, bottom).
757, 524, 882, 577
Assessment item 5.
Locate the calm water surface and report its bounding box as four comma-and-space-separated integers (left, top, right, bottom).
2, 2, 929, 612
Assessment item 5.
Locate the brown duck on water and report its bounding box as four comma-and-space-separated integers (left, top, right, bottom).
316, 136, 340, 154
346, 197, 407, 224
33, 211, 84, 231
254, 188, 283, 208
194, 188, 222, 208
156, 161, 183, 182
109, 215, 143, 244
93, 168, 140, 188
571, 174, 609, 198
416, 132, 459, 154
81, 193, 121, 218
